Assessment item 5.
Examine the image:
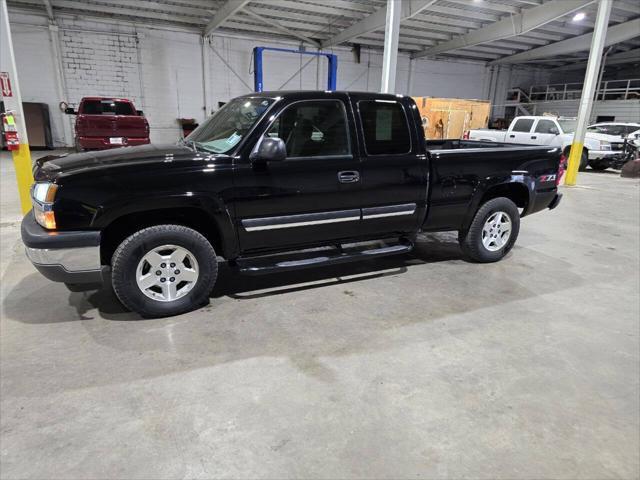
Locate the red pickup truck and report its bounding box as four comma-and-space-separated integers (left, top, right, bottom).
65, 97, 150, 150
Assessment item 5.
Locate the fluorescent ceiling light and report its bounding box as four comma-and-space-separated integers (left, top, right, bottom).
572, 12, 586, 22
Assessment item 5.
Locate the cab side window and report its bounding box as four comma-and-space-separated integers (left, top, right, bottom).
535, 119, 559, 134
266, 100, 350, 158
512, 118, 535, 133
358, 100, 411, 155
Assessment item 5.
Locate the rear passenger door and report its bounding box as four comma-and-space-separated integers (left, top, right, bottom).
351, 95, 428, 237
508, 118, 536, 144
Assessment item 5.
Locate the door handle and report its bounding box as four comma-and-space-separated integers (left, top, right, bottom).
338, 171, 360, 183
509, 134, 515, 138
531, 135, 537, 139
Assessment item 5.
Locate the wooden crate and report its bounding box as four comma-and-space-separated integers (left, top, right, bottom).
412, 97, 491, 139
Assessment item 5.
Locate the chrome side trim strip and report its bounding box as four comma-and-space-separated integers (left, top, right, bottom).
244, 216, 360, 231
363, 211, 415, 219
242, 209, 361, 232
362, 203, 416, 220
25, 245, 101, 272
243, 203, 418, 231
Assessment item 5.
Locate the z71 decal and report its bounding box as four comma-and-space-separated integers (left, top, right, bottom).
539, 174, 557, 183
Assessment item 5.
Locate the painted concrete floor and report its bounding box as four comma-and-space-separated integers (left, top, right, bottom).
0, 151, 638, 479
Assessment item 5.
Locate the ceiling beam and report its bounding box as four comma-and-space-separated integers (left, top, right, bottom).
412, 0, 594, 59
241, 7, 320, 47
321, 0, 438, 48
491, 17, 640, 64
41, 0, 53, 20
554, 47, 640, 70
444, 0, 521, 15
203, 0, 251, 36
613, 1, 640, 15
29, 0, 206, 25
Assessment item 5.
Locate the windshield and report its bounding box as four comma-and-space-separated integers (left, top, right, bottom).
186, 97, 275, 154
557, 119, 577, 133
587, 124, 635, 137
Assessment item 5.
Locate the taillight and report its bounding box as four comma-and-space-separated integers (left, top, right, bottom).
463, 130, 470, 140
557, 153, 566, 185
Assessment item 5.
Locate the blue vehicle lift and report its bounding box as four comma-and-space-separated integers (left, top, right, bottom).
252, 46, 338, 92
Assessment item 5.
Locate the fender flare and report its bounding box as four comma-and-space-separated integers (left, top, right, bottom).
461, 177, 534, 232
92, 192, 238, 258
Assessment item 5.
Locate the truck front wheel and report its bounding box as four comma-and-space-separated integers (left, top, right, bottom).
564, 147, 588, 171
458, 197, 520, 263
111, 225, 218, 318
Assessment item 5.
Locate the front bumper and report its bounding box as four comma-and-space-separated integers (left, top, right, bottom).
77, 136, 150, 150
588, 150, 623, 161
21, 212, 105, 285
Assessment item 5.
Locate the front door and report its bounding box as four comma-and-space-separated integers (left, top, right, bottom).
233, 95, 362, 253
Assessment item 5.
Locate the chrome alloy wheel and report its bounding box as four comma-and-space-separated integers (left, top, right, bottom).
481, 211, 512, 252
135, 244, 199, 302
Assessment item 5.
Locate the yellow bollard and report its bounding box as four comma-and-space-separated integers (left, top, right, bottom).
564, 141, 583, 186
11, 143, 35, 214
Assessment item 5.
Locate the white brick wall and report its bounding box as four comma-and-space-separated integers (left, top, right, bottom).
59, 26, 142, 108
9, 18, 66, 146
7, 9, 553, 147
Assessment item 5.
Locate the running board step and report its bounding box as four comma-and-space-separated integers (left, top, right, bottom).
236, 240, 413, 275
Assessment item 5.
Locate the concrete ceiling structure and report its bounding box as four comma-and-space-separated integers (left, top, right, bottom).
6, 0, 640, 68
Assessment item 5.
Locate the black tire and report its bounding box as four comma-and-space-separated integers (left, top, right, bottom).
564, 147, 588, 171
589, 161, 609, 171
458, 197, 520, 263
111, 225, 218, 318
579, 149, 588, 171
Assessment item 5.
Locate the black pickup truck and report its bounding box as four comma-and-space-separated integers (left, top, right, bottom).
22, 91, 562, 317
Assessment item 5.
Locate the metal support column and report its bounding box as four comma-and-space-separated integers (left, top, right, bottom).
48, 24, 73, 146
380, 0, 401, 93
406, 57, 415, 95
1, 0, 34, 213
565, 0, 612, 186
201, 35, 210, 119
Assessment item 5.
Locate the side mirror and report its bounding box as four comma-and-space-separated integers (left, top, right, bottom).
64, 107, 76, 115
137, 110, 144, 116
250, 137, 286, 163
551, 128, 560, 135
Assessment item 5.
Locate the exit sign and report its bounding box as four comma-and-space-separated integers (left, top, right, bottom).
0, 72, 12, 97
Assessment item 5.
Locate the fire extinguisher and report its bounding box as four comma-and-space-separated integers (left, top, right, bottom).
1, 111, 20, 151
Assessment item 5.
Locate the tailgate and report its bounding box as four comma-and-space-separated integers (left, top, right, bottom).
77, 114, 147, 138
111, 115, 147, 138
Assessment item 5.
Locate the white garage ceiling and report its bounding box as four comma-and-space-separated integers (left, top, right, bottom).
7, 0, 640, 67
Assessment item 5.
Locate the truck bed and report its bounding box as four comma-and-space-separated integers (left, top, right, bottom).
425, 139, 510, 149
422, 138, 562, 232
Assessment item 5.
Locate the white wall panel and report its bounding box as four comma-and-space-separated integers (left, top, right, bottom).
8, 9, 555, 146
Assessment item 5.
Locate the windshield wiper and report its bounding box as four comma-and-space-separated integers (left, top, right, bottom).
178, 137, 200, 152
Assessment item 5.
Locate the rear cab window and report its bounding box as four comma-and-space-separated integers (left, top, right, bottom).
358, 100, 411, 155
512, 118, 535, 133
80, 99, 135, 115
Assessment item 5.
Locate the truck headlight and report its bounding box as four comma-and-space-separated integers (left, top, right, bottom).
600, 141, 611, 151
31, 182, 58, 229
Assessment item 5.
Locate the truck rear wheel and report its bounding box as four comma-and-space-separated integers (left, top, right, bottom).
458, 197, 520, 263
111, 225, 218, 318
